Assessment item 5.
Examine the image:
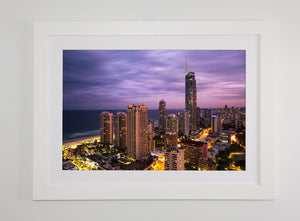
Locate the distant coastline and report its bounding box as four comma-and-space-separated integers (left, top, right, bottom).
63, 109, 185, 141
63, 135, 100, 147
63, 108, 245, 142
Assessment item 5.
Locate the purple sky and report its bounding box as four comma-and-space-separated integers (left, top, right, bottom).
63, 50, 245, 110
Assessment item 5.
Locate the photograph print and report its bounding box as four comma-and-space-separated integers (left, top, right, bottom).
62, 50, 246, 171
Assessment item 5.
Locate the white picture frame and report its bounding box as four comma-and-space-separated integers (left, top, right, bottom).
33, 21, 275, 200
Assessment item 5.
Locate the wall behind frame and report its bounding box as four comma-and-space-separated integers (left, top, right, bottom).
0, 0, 299, 220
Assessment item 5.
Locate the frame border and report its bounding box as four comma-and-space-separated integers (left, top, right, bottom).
33, 21, 275, 200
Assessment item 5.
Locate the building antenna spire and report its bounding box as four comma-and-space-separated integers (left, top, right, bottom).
185, 55, 188, 73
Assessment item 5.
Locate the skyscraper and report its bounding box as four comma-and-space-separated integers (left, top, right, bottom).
178, 111, 189, 136
158, 100, 166, 133
211, 114, 221, 132
100, 111, 113, 145
196, 107, 201, 130
166, 114, 178, 133
127, 104, 149, 160
114, 112, 127, 150
185, 59, 197, 132
147, 120, 155, 152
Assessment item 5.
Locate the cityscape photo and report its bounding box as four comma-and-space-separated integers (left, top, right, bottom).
62, 50, 246, 171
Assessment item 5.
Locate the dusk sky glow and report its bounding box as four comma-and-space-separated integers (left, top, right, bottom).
63, 50, 246, 110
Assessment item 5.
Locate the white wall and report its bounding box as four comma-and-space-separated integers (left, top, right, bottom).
0, 0, 299, 220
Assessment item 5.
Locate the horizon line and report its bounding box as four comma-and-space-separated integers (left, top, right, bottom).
63, 107, 246, 111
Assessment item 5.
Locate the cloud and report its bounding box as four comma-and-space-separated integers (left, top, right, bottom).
63, 50, 245, 109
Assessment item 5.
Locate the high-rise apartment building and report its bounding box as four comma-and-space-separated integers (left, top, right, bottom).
164, 132, 178, 148
114, 112, 127, 150
185, 63, 197, 132
167, 114, 178, 133
127, 104, 149, 160
196, 107, 201, 130
158, 100, 166, 133
148, 120, 155, 152
164, 147, 185, 170
100, 111, 113, 145
147, 120, 154, 134
211, 114, 222, 132
178, 111, 189, 136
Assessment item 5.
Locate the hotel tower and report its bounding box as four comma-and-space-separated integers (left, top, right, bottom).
100, 111, 113, 145
166, 114, 178, 133
127, 104, 149, 160
158, 99, 166, 133
185, 58, 197, 132
178, 111, 189, 136
114, 112, 127, 150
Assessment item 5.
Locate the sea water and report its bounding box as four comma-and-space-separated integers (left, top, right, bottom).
63, 109, 183, 142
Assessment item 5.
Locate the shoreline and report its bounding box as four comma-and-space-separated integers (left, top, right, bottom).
63, 135, 100, 147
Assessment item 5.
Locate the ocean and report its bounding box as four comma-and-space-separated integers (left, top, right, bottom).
63, 109, 184, 142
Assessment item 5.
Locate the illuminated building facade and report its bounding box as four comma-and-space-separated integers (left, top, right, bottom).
202, 109, 212, 128
148, 120, 155, 152
211, 114, 221, 132
164, 132, 178, 148
185, 68, 197, 132
158, 100, 166, 133
198, 158, 216, 170
220, 131, 233, 144
100, 111, 113, 145
164, 147, 185, 170
114, 112, 127, 150
127, 104, 149, 160
235, 119, 243, 130
208, 149, 217, 162
178, 111, 189, 136
202, 142, 208, 160
167, 114, 178, 133
180, 139, 208, 165
196, 107, 201, 130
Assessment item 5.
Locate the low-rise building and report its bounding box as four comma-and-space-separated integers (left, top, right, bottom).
198, 158, 216, 170
164, 147, 184, 170
212, 142, 230, 151
179, 139, 207, 165
208, 149, 218, 162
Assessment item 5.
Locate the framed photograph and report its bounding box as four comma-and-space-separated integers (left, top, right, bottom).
33, 21, 275, 200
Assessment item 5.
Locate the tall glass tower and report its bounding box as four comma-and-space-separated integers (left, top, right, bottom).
185, 58, 197, 132
158, 99, 166, 133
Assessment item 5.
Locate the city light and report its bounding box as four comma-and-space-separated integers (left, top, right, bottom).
63, 51, 246, 171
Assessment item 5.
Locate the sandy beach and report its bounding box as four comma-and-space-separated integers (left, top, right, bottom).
63, 135, 100, 147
